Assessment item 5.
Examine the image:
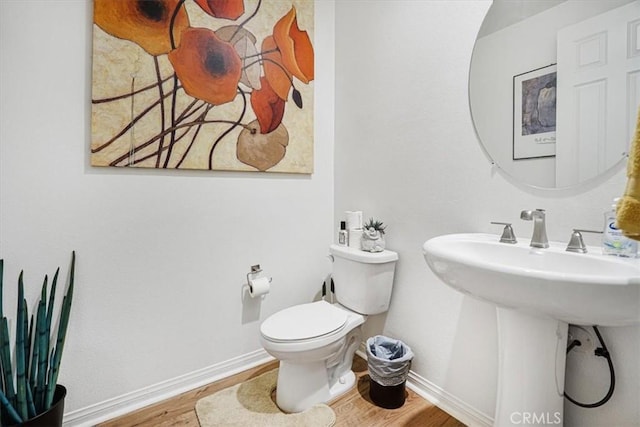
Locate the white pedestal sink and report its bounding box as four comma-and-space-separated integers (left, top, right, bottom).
422, 233, 640, 426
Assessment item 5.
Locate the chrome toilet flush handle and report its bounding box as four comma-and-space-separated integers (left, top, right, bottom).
566, 229, 603, 253
491, 222, 517, 244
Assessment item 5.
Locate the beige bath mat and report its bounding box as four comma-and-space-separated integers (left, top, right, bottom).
195, 369, 336, 427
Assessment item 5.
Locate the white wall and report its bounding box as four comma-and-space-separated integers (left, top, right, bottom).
0, 0, 335, 417
335, 1, 639, 426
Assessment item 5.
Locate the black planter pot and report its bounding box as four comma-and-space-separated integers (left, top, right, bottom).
7, 385, 66, 427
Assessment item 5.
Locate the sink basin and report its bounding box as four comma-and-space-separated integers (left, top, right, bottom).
423, 232, 640, 425
423, 233, 640, 326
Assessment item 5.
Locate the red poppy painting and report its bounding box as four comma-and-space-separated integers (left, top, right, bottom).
91, 0, 314, 172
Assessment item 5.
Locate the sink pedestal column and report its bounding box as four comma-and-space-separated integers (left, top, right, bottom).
495, 308, 568, 426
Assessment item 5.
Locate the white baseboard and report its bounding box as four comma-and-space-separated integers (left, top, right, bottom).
67, 347, 492, 427
356, 347, 493, 427
63, 349, 274, 427
406, 371, 494, 427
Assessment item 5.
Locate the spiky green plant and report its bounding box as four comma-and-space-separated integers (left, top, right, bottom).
0, 252, 75, 426
363, 218, 386, 235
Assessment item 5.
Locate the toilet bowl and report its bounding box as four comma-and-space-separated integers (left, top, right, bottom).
260, 244, 398, 413
260, 301, 365, 413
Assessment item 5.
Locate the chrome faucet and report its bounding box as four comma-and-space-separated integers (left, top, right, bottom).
520, 209, 549, 248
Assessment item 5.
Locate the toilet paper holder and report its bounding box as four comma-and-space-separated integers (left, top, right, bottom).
245, 264, 272, 298
246, 264, 272, 286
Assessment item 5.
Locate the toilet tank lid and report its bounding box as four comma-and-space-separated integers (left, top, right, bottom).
330, 244, 398, 263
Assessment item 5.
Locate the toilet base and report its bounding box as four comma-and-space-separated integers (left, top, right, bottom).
274, 326, 361, 414
329, 369, 356, 400
276, 360, 330, 413
275, 362, 357, 413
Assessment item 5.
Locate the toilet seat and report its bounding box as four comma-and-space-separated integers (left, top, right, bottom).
261, 301, 348, 342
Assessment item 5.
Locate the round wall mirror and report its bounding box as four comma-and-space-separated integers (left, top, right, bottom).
469, 0, 639, 189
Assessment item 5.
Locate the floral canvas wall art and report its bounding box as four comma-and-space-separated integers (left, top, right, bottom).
91, 0, 314, 173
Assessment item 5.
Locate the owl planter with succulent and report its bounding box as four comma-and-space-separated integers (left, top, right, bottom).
361, 218, 386, 252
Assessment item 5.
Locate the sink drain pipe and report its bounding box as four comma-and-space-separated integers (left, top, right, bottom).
564, 326, 615, 408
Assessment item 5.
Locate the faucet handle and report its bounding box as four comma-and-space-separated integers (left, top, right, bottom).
566, 229, 603, 253
491, 222, 517, 244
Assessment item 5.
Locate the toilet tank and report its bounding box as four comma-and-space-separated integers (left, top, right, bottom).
329, 244, 399, 315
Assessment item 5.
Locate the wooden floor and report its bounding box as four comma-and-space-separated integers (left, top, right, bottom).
99, 355, 466, 426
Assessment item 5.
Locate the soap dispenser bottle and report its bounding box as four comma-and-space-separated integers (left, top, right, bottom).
338, 221, 349, 246
603, 198, 638, 257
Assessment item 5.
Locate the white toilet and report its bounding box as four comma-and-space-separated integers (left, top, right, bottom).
260, 244, 399, 413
